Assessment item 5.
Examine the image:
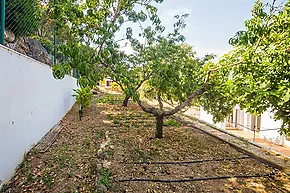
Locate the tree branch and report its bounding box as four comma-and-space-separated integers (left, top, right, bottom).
157, 93, 164, 112
163, 86, 207, 116
136, 71, 153, 90
138, 100, 158, 115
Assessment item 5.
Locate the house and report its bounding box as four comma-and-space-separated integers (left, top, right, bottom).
104, 77, 113, 88
199, 106, 290, 147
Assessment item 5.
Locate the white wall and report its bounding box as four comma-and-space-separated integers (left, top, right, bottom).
199, 107, 225, 129
260, 110, 283, 145
0, 45, 78, 185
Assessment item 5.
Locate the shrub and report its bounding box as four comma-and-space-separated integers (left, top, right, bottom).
72, 86, 93, 109
164, 119, 180, 127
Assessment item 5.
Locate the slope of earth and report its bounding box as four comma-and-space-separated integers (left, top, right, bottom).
1, 94, 290, 193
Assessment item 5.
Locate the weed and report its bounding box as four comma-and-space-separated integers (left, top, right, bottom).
132, 123, 140, 128
54, 155, 71, 168
133, 147, 148, 162
24, 169, 33, 184
99, 168, 111, 187
113, 119, 119, 125
164, 119, 180, 127
96, 94, 123, 105
0, 183, 9, 193
106, 114, 113, 120
121, 139, 127, 145
124, 123, 130, 128
43, 171, 53, 188
83, 137, 90, 146
60, 144, 69, 153
105, 150, 114, 158
95, 130, 105, 140
18, 157, 29, 171
67, 170, 73, 178
30, 148, 42, 156
89, 161, 99, 175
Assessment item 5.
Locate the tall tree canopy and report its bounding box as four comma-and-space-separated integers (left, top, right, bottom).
52, 0, 165, 87
219, 0, 290, 135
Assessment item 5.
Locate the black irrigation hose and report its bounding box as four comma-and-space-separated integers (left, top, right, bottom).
119, 171, 277, 183
120, 156, 251, 165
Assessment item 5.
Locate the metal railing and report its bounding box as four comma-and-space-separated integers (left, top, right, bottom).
226, 121, 280, 143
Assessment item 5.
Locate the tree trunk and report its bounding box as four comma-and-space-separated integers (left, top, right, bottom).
122, 95, 130, 107
155, 114, 164, 138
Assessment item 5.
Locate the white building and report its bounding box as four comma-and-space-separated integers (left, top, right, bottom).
199, 106, 290, 147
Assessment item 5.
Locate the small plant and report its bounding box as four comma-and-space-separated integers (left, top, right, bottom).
124, 123, 130, 128
133, 147, 148, 162
112, 119, 119, 125
106, 114, 113, 120
132, 123, 140, 128
83, 137, 90, 146
24, 169, 33, 184
164, 119, 180, 127
43, 172, 53, 188
72, 86, 93, 109
99, 168, 111, 187
0, 183, 9, 193
95, 130, 105, 140
67, 170, 73, 178
105, 150, 114, 158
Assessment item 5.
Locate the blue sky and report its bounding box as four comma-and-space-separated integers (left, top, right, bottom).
119, 0, 285, 57
155, 0, 270, 57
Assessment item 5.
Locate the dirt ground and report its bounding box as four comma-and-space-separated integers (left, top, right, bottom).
1, 94, 290, 193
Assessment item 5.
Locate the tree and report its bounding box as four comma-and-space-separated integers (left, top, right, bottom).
115, 14, 220, 138
50, 0, 166, 119
220, 0, 290, 135
103, 52, 153, 107
52, 0, 164, 81
137, 43, 212, 138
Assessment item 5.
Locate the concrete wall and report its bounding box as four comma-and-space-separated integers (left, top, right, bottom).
260, 110, 283, 145
0, 45, 77, 185
199, 107, 225, 129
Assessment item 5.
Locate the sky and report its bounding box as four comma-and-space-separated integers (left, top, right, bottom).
155, 0, 281, 57
118, 0, 285, 57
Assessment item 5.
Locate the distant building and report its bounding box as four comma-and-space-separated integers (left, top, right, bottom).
104, 77, 113, 88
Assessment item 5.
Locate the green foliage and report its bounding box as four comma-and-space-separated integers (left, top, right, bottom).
95, 94, 123, 105
164, 119, 180, 127
112, 119, 119, 125
197, 55, 236, 123
49, 0, 165, 100
0, 183, 9, 193
52, 64, 71, 79
72, 87, 93, 109
218, 0, 290, 135
95, 130, 105, 140
99, 168, 111, 187
42, 172, 53, 188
